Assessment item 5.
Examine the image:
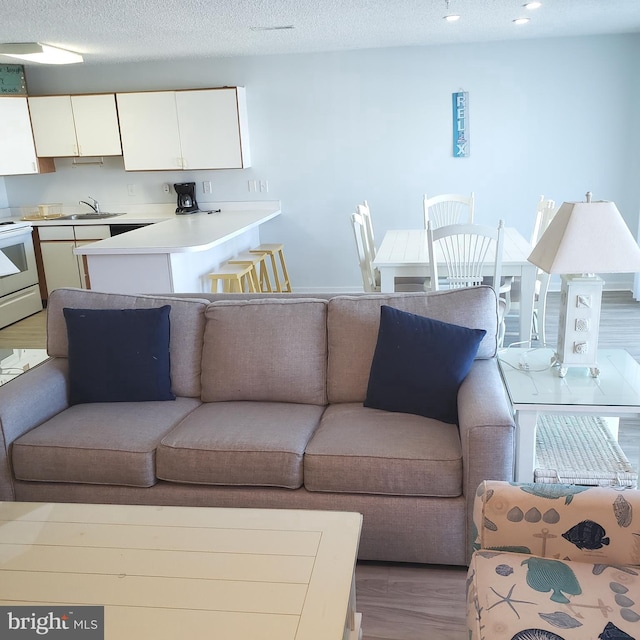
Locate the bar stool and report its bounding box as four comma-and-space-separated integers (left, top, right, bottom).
227, 251, 270, 293
249, 243, 291, 293
208, 262, 257, 293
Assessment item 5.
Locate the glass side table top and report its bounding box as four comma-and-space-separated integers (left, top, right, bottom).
498, 348, 640, 410
0, 348, 49, 386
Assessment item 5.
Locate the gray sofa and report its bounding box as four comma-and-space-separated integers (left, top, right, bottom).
0, 286, 515, 565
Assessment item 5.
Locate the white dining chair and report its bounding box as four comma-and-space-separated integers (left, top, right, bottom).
531, 197, 557, 345
352, 202, 427, 292
427, 219, 507, 344
351, 210, 379, 292
423, 192, 474, 229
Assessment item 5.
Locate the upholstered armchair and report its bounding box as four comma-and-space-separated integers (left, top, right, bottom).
467, 480, 640, 640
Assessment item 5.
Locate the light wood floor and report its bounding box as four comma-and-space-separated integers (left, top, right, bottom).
1, 291, 640, 640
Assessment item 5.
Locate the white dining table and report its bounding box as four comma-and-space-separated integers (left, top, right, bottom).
372, 227, 536, 343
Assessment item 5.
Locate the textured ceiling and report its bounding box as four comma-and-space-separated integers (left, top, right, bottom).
1, 0, 639, 65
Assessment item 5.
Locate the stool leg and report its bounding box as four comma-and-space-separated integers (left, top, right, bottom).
269, 252, 282, 292
276, 248, 291, 292
244, 271, 257, 292
258, 258, 273, 293
248, 266, 260, 292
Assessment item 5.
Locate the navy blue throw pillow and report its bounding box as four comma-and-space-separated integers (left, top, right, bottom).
364, 305, 486, 424
63, 306, 175, 404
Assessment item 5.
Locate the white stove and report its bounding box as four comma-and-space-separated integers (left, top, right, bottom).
0, 219, 42, 329
0, 220, 32, 233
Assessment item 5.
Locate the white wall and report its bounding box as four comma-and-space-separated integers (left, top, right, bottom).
6, 33, 640, 291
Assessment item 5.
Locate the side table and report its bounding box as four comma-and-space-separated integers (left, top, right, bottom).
498, 348, 640, 482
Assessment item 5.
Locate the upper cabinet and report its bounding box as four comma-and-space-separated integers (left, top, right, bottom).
28, 94, 123, 157
116, 87, 251, 171
0, 97, 54, 176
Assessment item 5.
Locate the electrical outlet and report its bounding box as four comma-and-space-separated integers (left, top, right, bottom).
247, 179, 257, 192
127, 184, 136, 196
259, 180, 269, 193
162, 183, 171, 194
203, 181, 212, 194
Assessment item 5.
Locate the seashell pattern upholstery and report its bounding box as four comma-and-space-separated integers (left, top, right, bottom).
467, 481, 640, 639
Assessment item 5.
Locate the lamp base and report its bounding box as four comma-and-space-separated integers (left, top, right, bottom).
554, 274, 604, 377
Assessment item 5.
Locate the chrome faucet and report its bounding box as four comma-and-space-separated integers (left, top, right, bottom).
79, 197, 100, 213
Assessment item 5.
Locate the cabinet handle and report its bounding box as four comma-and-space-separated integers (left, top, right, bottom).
32, 161, 36, 173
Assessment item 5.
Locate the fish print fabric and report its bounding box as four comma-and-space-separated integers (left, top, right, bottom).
467, 481, 640, 640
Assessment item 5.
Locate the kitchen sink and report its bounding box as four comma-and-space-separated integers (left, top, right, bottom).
61, 213, 124, 220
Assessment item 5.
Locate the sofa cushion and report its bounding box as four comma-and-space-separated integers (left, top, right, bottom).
364, 305, 485, 424
47, 288, 208, 398
201, 299, 328, 405
64, 306, 175, 404
157, 401, 325, 489
326, 288, 499, 404
304, 403, 463, 497
12, 398, 201, 487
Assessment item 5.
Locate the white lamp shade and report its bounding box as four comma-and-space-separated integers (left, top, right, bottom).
528, 200, 640, 274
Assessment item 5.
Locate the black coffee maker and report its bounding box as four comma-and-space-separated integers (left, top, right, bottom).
174, 182, 199, 214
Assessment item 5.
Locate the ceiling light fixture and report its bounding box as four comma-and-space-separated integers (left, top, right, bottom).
513, 17, 531, 25
443, 0, 460, 22
0, 42, 83, 64
524, 1, 542, 9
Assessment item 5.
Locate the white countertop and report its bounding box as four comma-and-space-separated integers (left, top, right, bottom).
76, 204, 280, 255
0, 201, 281, 255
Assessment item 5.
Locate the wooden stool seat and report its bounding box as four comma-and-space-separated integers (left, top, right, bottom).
227, 251, 269, 293
249, 243, 291, 292
208, 262, 257, 293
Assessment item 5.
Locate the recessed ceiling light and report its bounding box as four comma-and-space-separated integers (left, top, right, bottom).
513, 17, 531, 25
524, 1, 542, 9
442, 0, 460, 22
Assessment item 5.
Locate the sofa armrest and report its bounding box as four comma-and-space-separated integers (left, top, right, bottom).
473, 480, 640, 566
457, 359, 515, 563
0, 357, 70, 500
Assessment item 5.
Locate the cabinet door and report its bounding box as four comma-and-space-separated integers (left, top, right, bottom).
176, 88, 248, 169
28, 96, 78, 157
40, 241, 82, 293
116, 92, 182, 170
0, 97, 39, 175
71, 95, 122, 156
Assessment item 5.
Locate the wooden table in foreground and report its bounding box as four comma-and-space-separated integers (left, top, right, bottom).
0, 503, 363, 640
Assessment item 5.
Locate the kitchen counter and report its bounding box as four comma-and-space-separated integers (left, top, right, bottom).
74, 203, 280, 254
69, 201, 281, 294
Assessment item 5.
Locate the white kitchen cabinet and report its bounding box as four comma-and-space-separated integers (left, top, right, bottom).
116, 87, 250, 171
0, 97, 54, 176
28, 94, 122, 157
38, 225, 111, 293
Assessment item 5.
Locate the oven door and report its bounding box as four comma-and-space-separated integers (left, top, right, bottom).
0, 227, 38, 297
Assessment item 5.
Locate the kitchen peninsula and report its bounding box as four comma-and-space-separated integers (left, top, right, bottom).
74, 201, 281, 294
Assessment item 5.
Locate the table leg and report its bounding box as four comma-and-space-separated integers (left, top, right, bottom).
379, 268, 396, 293
515, 409, 538, 482
345, 572, 363, 640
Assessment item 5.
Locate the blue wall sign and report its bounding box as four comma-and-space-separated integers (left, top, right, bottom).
452, 91, 469, 157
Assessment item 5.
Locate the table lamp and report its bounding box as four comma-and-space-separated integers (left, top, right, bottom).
527, 192, 640, 377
